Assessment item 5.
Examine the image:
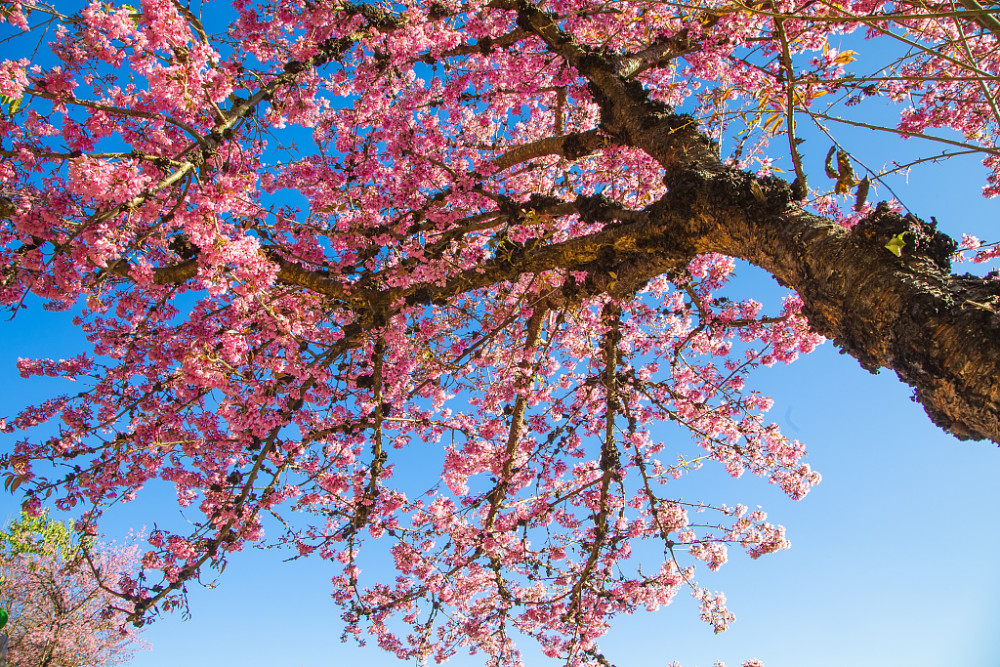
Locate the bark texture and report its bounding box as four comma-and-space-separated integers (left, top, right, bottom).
502, 0, 1000, 442
15, 1, 1000, 443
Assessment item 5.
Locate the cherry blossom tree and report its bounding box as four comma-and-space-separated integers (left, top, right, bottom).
0, 0, 998, 665
0, 512, 146, 667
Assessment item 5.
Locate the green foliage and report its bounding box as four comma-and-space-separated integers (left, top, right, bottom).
0, 511, 146, 665
0, 512, 82, 624
0, 94, 21, 116
120, 3, 142, 26
884, 232, 908, 257
0, 511, 80, 561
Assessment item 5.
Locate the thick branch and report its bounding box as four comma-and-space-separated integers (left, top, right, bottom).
957, 0, 1000, 38
508, 0, 1000, 442
490, 130, 608, 173
61, 0, 1000, 444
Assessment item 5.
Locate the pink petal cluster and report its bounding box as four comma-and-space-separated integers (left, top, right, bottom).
0, 0, 994, 665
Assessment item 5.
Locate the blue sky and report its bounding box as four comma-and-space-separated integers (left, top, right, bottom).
2, 3, 1000, 667
6, 164, 998, 667
74, 335, 1000, 667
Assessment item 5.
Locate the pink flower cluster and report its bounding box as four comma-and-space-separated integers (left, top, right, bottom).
2, 0, 992, 664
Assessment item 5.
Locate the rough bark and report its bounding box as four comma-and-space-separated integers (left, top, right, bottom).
503, 0, 1000, 442
19, 0, 999, 443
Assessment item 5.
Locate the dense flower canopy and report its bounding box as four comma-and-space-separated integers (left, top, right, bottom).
0, 0, 998, 665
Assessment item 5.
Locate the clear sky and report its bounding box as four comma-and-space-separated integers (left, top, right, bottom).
5, 169, 999, 667
2, 3, 1000, 667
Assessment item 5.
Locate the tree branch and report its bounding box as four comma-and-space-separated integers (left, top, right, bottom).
504, 0, 1000, 442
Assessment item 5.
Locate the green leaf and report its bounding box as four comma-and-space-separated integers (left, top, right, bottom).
119, 4, 141, 25
1, 510, 77, 561
884, 232, 907, 257
0, 93, 22, 116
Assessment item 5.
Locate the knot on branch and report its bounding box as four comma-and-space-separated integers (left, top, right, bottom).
317, 35, 360, 61
514, 1, 568, 42
353, 2, 405, 30
746, 174, 793, 214
426, 1, 450, 19
596, 84, 676, 140
576, 44, 610, 74
576, 193, 615, 225
169, 235, 199, 260
852, 203, 957, 273
562, 132, 599, 160
524, 193, 562, 211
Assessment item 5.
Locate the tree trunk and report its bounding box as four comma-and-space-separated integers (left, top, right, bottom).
497, 0, 1000, 442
